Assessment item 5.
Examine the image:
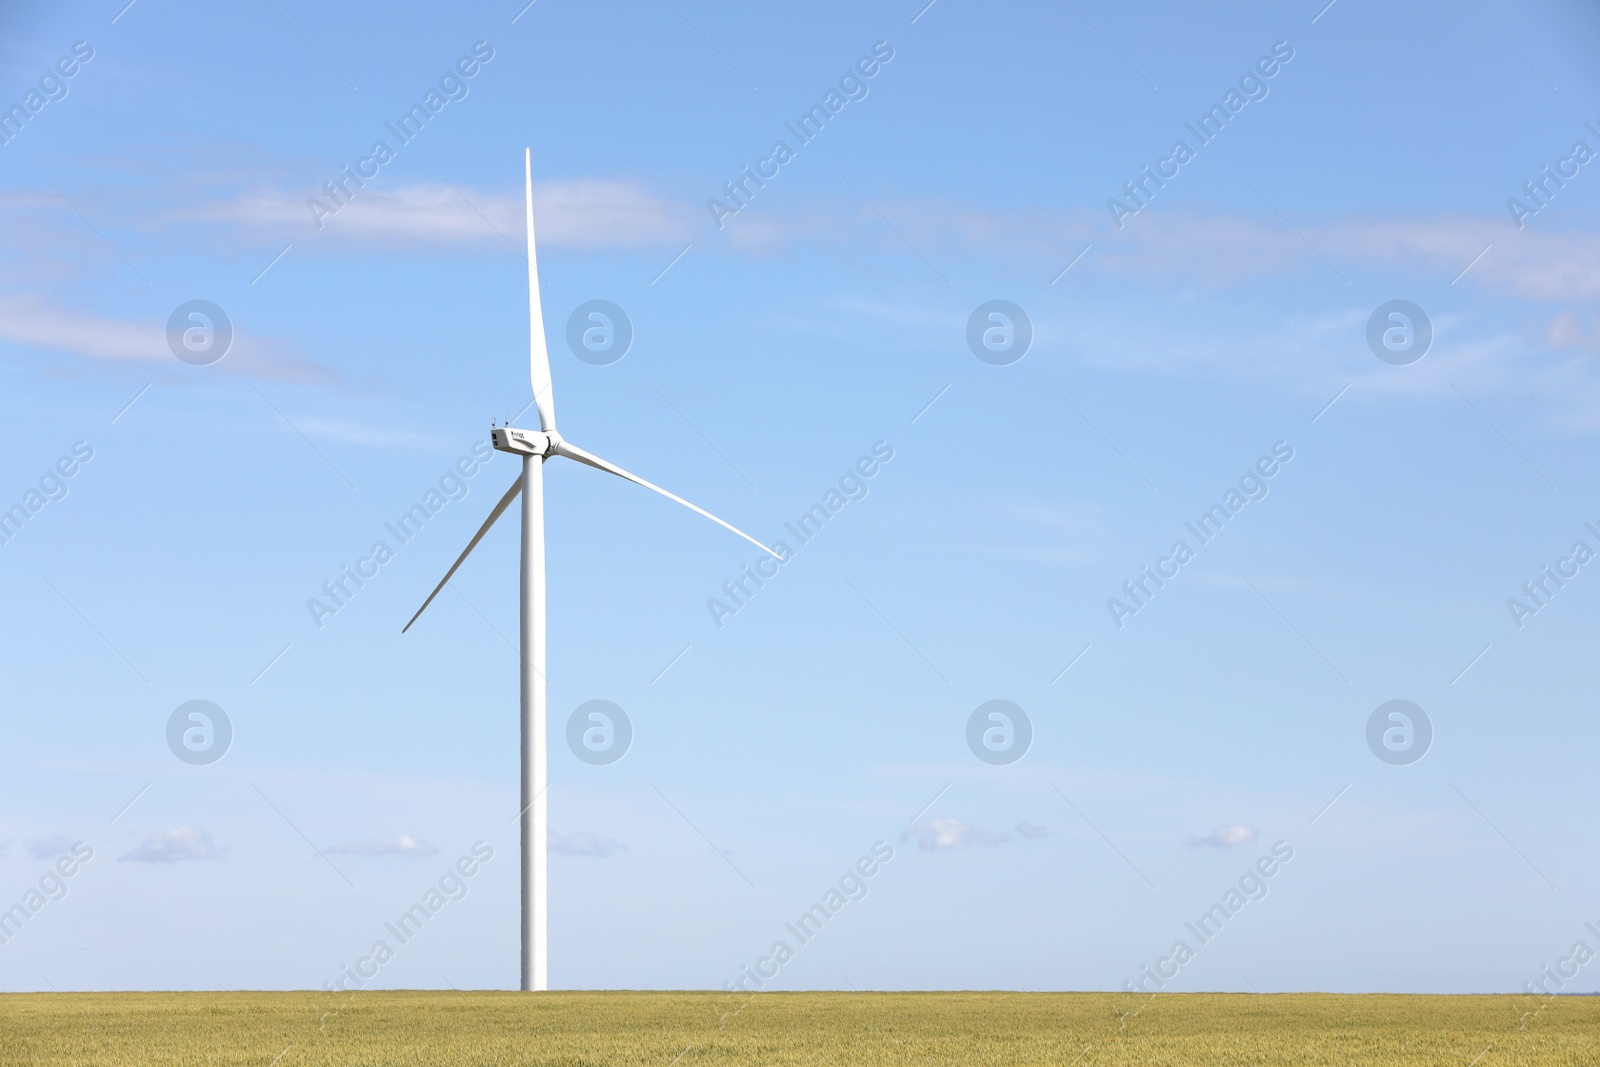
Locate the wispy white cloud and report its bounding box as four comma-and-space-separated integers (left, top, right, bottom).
550, 830, 626, 858
720, 195, 1600, 303
1102, 210, 1600, 303
0, 294, 338, 384
0, 294, 167, 363
1189, 824, 1257, 848
1317, 216, 1600, 303
1011, 293, 1600, 435
531, 180, 697, 248
119, 827, 220, 863
325, 835, 438, 857
18, 164, 1600, 305
14, 165, 1600, 432
192, 180, 694, 250
1544, 309, 1600, 352
902, 818, 1011, 852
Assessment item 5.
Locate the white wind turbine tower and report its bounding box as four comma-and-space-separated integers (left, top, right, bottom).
403, 149, 777, 992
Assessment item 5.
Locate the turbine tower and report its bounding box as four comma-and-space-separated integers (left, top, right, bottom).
403, 149, 776, 991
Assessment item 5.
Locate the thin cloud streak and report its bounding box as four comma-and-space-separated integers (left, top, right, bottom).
0, 294, 339, 385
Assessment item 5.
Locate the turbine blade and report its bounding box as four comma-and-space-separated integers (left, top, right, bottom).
553, 440, 780, 560
526, 148, 556, 432
401, 475, 523, 633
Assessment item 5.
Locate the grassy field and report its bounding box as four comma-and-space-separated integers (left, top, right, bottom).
3, 990, 1598, 1066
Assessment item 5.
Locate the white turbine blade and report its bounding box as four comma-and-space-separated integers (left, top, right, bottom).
401, 476, 523, 633
526, 148, 556, 432
553, 440, 780, 560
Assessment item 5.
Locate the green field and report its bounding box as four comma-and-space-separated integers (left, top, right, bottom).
4, 990, 1598, 1065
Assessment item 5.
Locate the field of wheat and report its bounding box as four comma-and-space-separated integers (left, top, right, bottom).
4, 990, 1598, 1066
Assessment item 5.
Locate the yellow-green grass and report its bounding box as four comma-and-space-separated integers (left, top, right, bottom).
4, 990, 1598, 1066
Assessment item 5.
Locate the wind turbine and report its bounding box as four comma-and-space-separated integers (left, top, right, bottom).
402, 149, 777, 992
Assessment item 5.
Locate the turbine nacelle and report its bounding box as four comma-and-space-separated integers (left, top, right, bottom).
492, 426, 561, 458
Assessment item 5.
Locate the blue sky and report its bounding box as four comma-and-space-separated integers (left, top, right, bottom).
3, 0, 1600, 996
